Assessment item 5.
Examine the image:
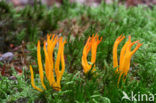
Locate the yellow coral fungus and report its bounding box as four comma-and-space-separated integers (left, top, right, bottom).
113, 35, 142, 85
30, 65, 43, 92
82, 34, 102, 74
30, 34, 66, 92
113, 35, 125, 72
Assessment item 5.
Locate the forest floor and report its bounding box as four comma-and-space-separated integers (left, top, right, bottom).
0, 0, 156, 103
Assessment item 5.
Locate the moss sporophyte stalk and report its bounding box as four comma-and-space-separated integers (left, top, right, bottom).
82, 34, 102, 74
113, 35, 142, 85
30, 34, 66, 92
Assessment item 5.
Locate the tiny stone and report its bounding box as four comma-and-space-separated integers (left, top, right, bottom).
0, 52, 14, 62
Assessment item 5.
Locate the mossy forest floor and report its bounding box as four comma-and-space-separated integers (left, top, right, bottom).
0, 0, 156, 103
